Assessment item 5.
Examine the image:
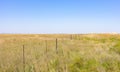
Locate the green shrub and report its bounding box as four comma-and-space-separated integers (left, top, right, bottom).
111, 42, 120, 54
68, 56, 84, 72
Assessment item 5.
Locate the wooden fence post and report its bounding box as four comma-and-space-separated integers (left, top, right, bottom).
45, 40, 49, 71
23, 45, 25, 72
45, 40, 47, 54
71, 35, 72, 40
56, 39, 58, 54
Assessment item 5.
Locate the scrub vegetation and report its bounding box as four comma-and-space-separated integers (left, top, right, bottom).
0, 34, 120, 72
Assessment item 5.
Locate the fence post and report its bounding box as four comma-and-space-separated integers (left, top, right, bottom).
56, 38, 58, 54
45, 40, 49, 71
23, 45, 25, 72
70, 35, 72, 40
46, 40, 47, 54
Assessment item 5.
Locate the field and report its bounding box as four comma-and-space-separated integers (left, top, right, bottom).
0, 34, 120, 72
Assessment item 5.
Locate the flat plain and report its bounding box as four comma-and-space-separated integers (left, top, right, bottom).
0, 34, 120, 72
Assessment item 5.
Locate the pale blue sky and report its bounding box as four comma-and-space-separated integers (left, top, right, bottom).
0, 0, 120, 34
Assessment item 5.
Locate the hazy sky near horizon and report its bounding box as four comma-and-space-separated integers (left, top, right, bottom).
0, 0, 120, 34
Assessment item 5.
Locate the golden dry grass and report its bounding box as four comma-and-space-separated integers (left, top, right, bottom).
0, 34, 120, 72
